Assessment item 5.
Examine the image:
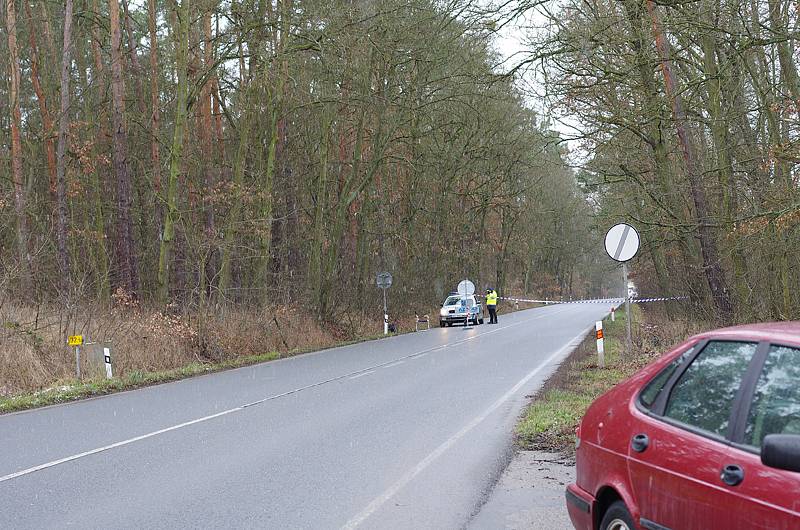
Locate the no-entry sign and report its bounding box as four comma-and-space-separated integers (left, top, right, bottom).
604, 223, 640, 262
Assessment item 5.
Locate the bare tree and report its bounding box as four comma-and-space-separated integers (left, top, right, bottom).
109, 0, 139, 295
55, 0, 76, 292
5, 0, 33, 294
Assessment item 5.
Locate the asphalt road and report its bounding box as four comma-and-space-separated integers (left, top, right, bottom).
1, 303, 610, 529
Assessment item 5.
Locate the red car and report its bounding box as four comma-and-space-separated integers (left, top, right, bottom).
566, 322, 800, 530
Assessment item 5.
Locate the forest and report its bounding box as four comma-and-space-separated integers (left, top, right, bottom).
1, 0, 604, 393
1, 0, 798, 394
0, 0, 602, 310
516, 0, 800, 322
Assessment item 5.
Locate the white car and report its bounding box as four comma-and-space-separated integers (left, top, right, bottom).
439, 293, 484, 327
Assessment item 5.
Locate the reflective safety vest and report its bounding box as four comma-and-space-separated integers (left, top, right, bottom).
486, 291, 498, 306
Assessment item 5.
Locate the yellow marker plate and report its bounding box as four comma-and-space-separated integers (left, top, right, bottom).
68, 335, 84, 346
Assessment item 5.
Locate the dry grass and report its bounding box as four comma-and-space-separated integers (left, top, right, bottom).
0, 293, 415, 399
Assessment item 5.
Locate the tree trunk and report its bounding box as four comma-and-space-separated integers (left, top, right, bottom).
310, 104, 332, 315
217, 23, 253, 299
253, 0, 292, 305
55, 0, 76, 292
646, 0, 733, 322
157, 0, 190, 303
148, 0, 162, 198
768, 0, 800, 102
620, 0, 708, 307
200, 4, 216, 302
5, 0, 33, 294
122, 0, 147, 115
79, 5, 112, 298
699, 19, 748, 313
110, 0, 140, 295
24, 2, 58, 204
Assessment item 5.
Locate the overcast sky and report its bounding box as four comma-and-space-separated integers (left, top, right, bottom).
487, 9, 590, 167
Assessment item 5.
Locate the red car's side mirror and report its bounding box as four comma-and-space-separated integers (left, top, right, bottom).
761, 434, 800, 473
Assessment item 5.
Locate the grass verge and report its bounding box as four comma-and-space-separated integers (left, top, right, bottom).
0, 333, 388, 415
516, 306, 657, 453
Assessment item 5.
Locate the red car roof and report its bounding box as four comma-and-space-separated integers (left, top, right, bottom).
693, 321, 800, 347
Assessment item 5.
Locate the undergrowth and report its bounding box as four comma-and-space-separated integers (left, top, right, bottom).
0, 293, 419, 412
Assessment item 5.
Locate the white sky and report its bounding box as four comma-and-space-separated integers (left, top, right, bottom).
484, 6, 589, 166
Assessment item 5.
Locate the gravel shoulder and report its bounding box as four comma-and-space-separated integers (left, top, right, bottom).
468, 450, 575, 529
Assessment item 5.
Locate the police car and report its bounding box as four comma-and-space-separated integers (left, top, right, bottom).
439, 292, 484, 327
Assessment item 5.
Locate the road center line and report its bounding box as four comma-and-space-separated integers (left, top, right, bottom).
383, 360, 405, 368
348, 370, 375, 380
0, 306, 575, 484
340, 324, 593, 530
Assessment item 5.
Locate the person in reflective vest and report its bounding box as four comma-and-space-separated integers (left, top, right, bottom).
486, 289, 498, 324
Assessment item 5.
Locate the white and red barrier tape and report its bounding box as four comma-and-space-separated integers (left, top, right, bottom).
630, 296, 688, 303
491, 296, 688, 305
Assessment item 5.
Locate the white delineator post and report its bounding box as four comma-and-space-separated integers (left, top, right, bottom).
611, 306, 616, 322
104, 347, 113, 379
596, 321, 605, 368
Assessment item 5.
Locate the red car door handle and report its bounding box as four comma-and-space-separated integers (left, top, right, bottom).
720, 464, 744, 486
631, 433, 649, 453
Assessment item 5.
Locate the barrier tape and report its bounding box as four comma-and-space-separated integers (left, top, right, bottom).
630, 296, 688, 303
497, 297, 620, 305
490, 295, 688, 305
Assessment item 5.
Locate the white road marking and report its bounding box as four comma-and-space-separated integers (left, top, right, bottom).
0, 409, 236, 484
0, 305, 578, 484
383, 360, 405, 368
340, 325, 593, 530
348, 370, 375, 380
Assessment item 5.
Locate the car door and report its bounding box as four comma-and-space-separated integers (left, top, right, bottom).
718, 343, 800, 529
626, 341, 759, 530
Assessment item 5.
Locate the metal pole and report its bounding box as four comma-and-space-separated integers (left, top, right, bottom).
623, 263, 632, 353
75, 346, 81, 379
462, 276, 470, 328
383, 288, 388, 335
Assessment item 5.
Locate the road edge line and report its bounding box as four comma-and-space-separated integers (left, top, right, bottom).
340, 324, 594, 530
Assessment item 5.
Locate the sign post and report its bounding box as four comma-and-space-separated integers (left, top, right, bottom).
68, 335, 84, 378
623, 263, 632, 351
376, 272, 393, 335
604, 223, 640, 354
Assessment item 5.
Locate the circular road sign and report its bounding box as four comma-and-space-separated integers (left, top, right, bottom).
376, 271, 393, 289
604, 223, 640, 262
457, 279, 475, 296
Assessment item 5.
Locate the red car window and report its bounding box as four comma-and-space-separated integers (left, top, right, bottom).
638, 346, 696, 409
743, 344, 800, 448
663, 341, 757, 437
